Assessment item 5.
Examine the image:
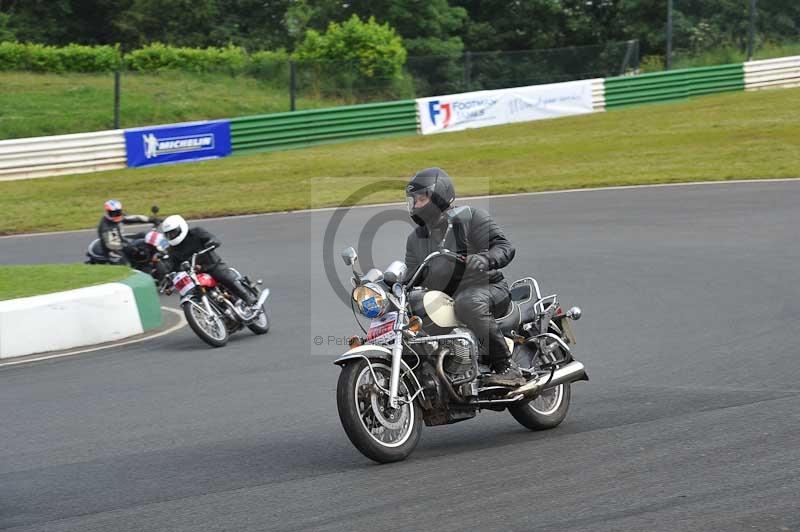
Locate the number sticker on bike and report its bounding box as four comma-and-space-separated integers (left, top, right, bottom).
366, 311, 397, 344
172, 272, 195, 296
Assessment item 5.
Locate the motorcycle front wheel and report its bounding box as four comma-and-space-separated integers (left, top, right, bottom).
183, 300, 229, 348
336, 359, 422, 463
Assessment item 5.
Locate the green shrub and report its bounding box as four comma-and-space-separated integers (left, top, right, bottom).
18, 42, 63, 72
640, 54, 665, 73
0, 41, 24, 70
294, 15, 407, 80
124, 43, 248, 74
57, 44, 121, 72
247, 50, 290, 84
0, 42, 121, 72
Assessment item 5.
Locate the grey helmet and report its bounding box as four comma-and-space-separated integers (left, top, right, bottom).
405, 167, 456, 227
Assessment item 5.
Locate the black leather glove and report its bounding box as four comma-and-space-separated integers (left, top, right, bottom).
206, 240, 220, 249
465, 254, 490, 273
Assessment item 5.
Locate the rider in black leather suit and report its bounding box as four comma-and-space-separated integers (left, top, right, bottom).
160, 215, 256, 305
403, 168, 525, 387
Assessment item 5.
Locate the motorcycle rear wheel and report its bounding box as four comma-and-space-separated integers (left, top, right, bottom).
508, 383, 571, 430
183, 300, 229, 348
336, 359, 422, 463
509, 344, 571, 430
247, 304, 270, 335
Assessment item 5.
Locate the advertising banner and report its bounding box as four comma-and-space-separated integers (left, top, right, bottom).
124, 120, 232, 168
416, 80, 595, 135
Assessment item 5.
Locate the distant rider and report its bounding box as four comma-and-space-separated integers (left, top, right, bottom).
160, 215, 256, 307
403, 168, 525, 387
97, 199, 153, 265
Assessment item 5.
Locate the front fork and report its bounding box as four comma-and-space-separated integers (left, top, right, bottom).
388, 333, 403, 408
388, 290, 408, 408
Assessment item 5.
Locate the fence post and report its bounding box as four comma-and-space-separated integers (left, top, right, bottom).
620, 40, 639, 74
289, 60, 297, 112
666, 0, 673, 70
113, 70, 121, 129
463, 51, 472, 91
747, 0, 757, 61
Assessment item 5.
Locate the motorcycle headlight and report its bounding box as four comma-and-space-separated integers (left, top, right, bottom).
352, 282, 388, 318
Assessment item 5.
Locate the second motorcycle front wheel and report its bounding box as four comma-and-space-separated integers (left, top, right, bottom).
336, 359, 422, 463
183, 300, 229, 348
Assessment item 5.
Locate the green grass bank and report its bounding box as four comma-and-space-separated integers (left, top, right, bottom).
0, 264, 133, 300
0, 71, 341, 140
0, 87, 798, 235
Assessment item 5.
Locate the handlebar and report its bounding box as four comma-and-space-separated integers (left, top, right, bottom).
405, 249, 466, 288
190, 245, 217, 271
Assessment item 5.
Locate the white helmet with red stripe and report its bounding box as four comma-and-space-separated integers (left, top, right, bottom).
162, 215, 189, 246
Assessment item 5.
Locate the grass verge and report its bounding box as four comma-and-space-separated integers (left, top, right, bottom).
0, 87, 798, 235
0, 71, 342, 140
0, 264, 133, 301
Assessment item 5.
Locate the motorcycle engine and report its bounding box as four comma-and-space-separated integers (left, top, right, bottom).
443, 327, 477, 375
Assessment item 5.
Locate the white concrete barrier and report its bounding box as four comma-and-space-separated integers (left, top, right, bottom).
744, 55, 800, 91
0, 129, 126, 182
0, 272, 162, 359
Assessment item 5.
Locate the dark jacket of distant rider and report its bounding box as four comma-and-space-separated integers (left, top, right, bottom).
97, 199, 151, 263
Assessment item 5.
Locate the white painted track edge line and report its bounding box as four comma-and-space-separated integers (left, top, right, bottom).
0, 306, 186, 367
1, 177, 798, 240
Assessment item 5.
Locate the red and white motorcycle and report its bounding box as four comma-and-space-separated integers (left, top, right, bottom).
166, 246, 270, 347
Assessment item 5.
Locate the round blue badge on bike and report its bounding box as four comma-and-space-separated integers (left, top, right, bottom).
362, 296, 381, 318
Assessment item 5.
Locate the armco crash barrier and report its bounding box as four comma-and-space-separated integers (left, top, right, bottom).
230, 100, 419, 154
0, 270, 162, 359
604, 63, 745, 109
744, 55, 800, 91
0, 129, 127, 182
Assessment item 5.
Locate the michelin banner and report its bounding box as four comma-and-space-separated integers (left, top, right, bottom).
124, 120, 232, 168
417, 80, 596, 135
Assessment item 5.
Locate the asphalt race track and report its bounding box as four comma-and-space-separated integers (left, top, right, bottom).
2, 181, 799, 532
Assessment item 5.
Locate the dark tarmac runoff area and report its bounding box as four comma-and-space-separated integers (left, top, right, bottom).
1, 180, 799, 532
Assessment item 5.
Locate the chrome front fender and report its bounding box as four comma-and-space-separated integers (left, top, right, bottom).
333, 344, 393, 366
333, 344, 426, 401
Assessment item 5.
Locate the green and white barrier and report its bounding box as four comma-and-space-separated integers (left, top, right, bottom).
744, 55, 800, 91
0, 270, 162, 359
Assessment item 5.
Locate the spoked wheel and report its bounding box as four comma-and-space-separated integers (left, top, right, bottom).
336, 359, 422, 463
509, 345, 571, 430
183, 300, 229, 348
247, 304, 270, 335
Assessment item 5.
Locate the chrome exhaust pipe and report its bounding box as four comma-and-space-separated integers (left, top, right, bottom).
507, 361, 587, 398
255, 288, 270, 308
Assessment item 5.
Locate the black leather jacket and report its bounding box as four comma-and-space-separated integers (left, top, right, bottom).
404, 206, 515, 295
97, 214, 150, 254
166, 227, 223, 271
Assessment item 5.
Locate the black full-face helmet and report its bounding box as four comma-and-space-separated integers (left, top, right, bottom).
405, 167, 456, 227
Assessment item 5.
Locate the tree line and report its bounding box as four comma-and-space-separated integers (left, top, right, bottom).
0, 0, 798, 59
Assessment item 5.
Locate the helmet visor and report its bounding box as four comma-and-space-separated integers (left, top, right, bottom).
405, 186, 434, 214
106, 209, 123, 221
165, 227, 183, 241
